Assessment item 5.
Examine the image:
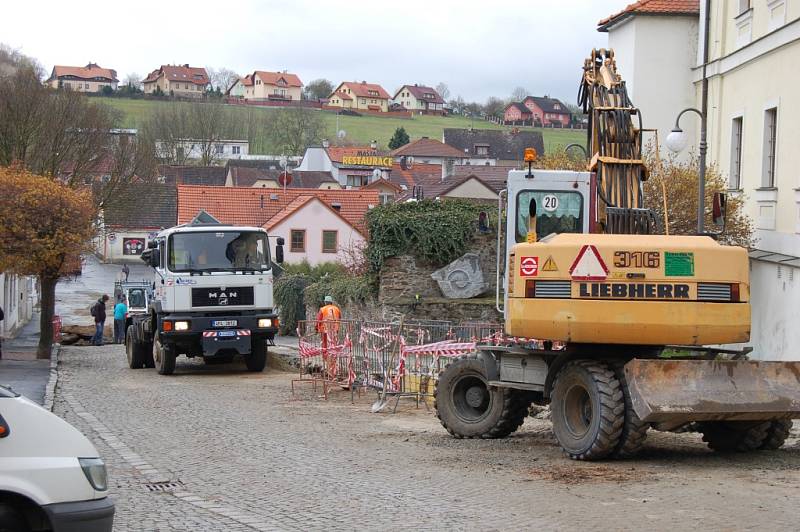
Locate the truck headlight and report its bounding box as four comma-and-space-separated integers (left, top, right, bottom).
174, 321, 190, 331
79, 457, 108, 491
258, 318, 272, 328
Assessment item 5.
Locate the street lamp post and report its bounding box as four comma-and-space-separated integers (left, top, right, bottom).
666, 108, 707, 235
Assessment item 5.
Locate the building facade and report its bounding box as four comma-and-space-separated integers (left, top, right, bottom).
328, 81, 390, 112
503, 103, 534, 125
0, 273, 37, 340
699, 0, 800, 360
155, 139, 249, 162
598, 0, 700, 157
248, 71, 303, 101
46, 63, 118, 92
522, 96, 572, 127
391, 84, 446, 115
142, 65, 209, 98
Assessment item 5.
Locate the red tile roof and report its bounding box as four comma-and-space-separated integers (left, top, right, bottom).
598, 0, 699, 29
334, 81, 391, 100
388, 163, 442, 189
394, 84, 445, 105
390, 138, 465, 158
177, 185, 378, 231
49, 63, 118, 82
143, 65, 209, 85
253, 70, 303, 88
241, 74, 254, 87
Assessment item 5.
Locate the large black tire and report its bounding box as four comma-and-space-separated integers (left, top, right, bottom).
759, 419, 793, 450
699, 421, 769, 452
154, 337, 176, 375
245, 340, 268, 372
0, 502, 29, 532
125, 326, 145, 369
434, 352, 530, 439
550, 360, 624, 460
611, 362, 649, 457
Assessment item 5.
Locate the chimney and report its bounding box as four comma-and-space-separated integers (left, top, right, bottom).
184, 64, 190, 68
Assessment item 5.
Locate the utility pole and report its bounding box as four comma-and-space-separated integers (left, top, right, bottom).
698, 0, 711, 235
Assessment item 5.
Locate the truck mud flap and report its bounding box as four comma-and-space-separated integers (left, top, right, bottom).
624, 359, 800, 424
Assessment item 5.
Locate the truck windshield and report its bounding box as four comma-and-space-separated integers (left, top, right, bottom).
168, 231, 271, 273
516, 191, 583, 242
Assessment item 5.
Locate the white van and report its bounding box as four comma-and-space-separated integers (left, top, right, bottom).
0, 385, 114, 531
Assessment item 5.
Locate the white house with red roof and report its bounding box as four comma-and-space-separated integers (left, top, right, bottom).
246, 70, 303, 101
391, 84, 446, 115
46, 63, 118, 92
598, 0, 699, 157
142, 64, 209, 98
227, 74, 254, 98
328, 81, 391, 112
176, 185, 379, 266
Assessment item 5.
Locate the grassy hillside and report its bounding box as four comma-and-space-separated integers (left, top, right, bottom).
99, 97, 585, 155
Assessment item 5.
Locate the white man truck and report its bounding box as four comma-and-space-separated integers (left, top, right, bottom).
125, 221, 284, 375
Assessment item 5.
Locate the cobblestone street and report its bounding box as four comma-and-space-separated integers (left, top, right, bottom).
50, 344, 800, 531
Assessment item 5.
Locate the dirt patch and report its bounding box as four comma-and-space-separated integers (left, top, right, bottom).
528, 463, 649, 484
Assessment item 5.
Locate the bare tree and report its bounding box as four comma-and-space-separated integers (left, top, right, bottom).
303, 78, 333, 101
189, 103, 231, 165
510, 86, 528, 102
448, 95, 465, 115
123, 72, 142, 91
207, 67, 240, 92
484, 96, 505, 119
435, 82, 450, 101
263, 107, 327, 155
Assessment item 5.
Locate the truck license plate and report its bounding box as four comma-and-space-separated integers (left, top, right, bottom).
217, 330, 237, 337
212, 320, 237, 327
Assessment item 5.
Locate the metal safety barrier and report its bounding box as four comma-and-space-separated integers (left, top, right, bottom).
292, 319, 529, 410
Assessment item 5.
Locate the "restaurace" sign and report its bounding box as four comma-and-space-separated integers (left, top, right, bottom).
341, 154, 394, 167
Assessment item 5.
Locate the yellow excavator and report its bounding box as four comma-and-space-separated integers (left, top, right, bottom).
434, 49, 800, 460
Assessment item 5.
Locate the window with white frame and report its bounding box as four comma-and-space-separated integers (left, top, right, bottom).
232, 146, 241, 155
762, 108, 778, 188
730, 117, 743, 189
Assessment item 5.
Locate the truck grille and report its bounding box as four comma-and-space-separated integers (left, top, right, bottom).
192, 286, 254, 307
532, 281, 572, 299
697, 283, 731, 302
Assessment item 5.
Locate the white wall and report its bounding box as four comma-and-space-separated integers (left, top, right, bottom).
749, 260, 800, 361
608, 15, 698, 158
98, 230, 154, 263
269, 200, 365, 266
0, 273, 36, 338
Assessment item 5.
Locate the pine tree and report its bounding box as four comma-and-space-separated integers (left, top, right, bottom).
388, 127, 410, 150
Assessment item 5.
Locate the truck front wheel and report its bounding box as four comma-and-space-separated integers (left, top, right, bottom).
246, 340, 268, 372
126, 325, 151, 369
434, 353, 530, 439
154, 337, 176, 375
550, 360, 624, 460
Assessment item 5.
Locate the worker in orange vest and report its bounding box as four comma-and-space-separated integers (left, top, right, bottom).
316, 295, 342, 336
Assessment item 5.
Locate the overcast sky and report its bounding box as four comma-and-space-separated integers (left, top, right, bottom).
2, 0, 630, 103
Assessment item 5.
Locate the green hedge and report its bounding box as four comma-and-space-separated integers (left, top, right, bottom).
365, 199, 491, 272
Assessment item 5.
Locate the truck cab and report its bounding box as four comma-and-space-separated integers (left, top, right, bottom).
126, 223, 282, 375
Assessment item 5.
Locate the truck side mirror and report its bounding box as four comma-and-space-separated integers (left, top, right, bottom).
712, 192, 727, 229
275, 237, 284, 264
141, 249, 160, 268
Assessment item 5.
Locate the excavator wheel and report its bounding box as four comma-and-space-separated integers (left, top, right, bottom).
759, 419, 793, 450
434, 353, 531, 439
698, 421, 769, 452
610, 362, 649, 457
550, 360, 624, 460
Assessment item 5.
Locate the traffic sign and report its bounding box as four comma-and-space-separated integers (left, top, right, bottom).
519, 256, 539, 277
569, 245, 608, 280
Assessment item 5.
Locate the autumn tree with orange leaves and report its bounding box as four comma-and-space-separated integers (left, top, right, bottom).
0, 166, 96, 357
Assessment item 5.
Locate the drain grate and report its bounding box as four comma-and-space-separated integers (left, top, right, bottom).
144, 481, 184, 492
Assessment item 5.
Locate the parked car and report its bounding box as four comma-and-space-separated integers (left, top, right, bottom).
0, 384, 114, 531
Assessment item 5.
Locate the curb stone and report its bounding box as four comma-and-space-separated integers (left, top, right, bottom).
43, 344, 60, 412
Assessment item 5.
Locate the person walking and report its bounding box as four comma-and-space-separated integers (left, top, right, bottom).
122, 264, 130, 282
90, 295, 109, 346
113, 297, 128, 344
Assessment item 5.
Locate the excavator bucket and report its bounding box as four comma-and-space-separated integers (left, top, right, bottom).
624, 359, 800, 425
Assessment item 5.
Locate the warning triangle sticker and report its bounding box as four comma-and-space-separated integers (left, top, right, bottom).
542, 256, 558, 272
569, 245, 609, 280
